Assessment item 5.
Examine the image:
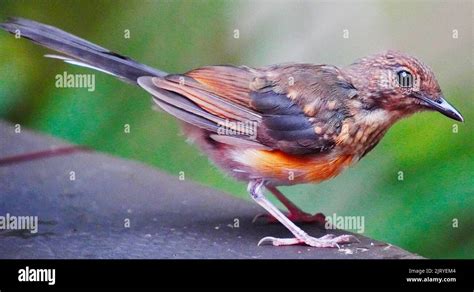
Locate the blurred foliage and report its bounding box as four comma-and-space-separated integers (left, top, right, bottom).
0, 0, 472, 258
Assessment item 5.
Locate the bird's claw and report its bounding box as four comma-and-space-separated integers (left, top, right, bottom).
257, 233, 358, 248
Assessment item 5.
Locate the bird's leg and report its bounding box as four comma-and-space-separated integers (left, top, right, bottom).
253, 185, 326, 225
248, 179, 357, 248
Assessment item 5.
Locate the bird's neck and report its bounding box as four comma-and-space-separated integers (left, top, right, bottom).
340, 106, 404, 161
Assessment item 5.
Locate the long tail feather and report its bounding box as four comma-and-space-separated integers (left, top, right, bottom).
0, 17, 166, 83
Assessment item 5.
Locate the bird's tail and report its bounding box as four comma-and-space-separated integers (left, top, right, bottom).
0, 17, 167, 83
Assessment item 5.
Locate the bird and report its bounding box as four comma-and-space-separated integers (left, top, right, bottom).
0, 17, 464, 248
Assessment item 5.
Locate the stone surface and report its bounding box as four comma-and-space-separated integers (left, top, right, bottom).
0, 121, 421, 259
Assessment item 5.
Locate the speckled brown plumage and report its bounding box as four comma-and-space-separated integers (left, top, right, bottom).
138, 51, 463, 186
2, 18, 464, 247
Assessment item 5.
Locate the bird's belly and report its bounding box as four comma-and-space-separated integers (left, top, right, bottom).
182, 123, 354, 185
230, 148, 354, 185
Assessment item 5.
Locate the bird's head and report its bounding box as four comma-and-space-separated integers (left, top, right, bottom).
345, 50, 464, 122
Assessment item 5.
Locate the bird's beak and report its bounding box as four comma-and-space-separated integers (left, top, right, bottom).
416, 94, 464, 122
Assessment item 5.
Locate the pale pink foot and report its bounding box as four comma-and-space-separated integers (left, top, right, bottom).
258, 233, 359, 248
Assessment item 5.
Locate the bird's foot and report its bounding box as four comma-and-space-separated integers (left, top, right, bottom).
258, 233, 358, 248
253, 211, 326, 226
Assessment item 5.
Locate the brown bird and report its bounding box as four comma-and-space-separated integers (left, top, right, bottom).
1, 18, 464, 247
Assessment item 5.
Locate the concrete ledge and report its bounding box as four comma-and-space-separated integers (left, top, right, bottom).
0, 121, 421, 259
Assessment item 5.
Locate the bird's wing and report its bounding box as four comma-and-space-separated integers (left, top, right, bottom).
138, 64, 357, 154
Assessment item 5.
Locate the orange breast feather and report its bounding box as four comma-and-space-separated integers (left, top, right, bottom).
233, 149, 354, 184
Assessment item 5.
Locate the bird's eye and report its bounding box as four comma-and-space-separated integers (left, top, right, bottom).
397, 70, 414, 88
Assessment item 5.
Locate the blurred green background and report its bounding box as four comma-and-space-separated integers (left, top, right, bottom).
0, 0, 472, 258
